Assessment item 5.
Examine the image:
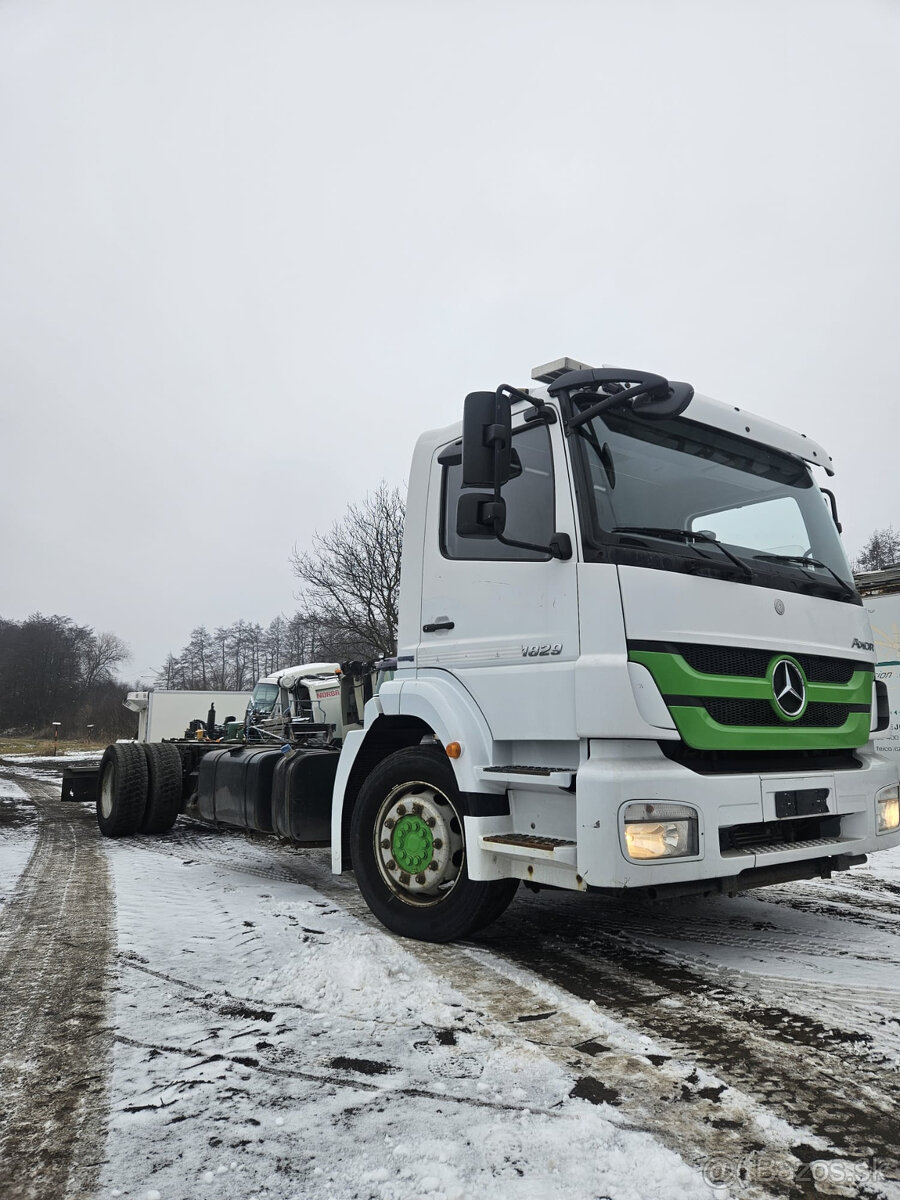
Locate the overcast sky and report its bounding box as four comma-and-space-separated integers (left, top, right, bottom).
1, 0, 898, 685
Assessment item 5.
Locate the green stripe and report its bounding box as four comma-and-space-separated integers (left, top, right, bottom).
667, 707, 871, 751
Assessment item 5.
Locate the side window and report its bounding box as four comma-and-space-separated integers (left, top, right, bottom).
441, 422, 555, 561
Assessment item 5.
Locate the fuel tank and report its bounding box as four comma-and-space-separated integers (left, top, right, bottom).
271, 748, 339, 845
196, 746, 281, 832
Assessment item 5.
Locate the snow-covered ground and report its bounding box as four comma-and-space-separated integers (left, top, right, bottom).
2, 758, 899, 1200
0, 775, 38, 918
100, 837, 717, 1200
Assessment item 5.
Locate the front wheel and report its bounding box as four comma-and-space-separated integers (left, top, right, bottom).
350, 746, 518, 942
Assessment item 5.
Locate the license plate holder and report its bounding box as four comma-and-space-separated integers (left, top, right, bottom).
774, 787, 830, 819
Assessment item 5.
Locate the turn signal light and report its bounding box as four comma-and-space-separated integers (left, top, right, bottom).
445, 742, 462, 759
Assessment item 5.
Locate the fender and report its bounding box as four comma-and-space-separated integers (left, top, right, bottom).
330, 670, 499, 874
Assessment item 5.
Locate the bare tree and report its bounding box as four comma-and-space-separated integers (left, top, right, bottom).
81, 631, 130, 689
290, 481, 405, 659
0, 614, 133, 735
855, 526, 900, 573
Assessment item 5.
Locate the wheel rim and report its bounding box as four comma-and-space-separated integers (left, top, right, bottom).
374, 779, 465, 907
99, 764, 115, 819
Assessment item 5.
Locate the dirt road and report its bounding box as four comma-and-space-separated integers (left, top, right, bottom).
0, 775, 114, 1200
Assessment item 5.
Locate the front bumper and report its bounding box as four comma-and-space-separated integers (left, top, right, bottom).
574, 740, 900, 889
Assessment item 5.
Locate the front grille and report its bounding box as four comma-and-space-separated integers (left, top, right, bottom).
720, 813, 842, 855
676, 643, 861, 684
703, 698, 851, 728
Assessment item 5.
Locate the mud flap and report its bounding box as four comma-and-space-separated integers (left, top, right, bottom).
60, 765, 100, 803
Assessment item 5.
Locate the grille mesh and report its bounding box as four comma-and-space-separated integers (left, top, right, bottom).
676, 643, 859, 684
703, 698, 851, 728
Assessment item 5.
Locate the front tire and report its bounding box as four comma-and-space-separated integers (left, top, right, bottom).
96, 743, 148, 837
350, 746, 518, 942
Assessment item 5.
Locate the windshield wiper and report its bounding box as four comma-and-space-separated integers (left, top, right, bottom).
751, 553, 856, 599
612, 527, 753, 580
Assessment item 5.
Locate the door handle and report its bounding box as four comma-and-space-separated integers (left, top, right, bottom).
422, 621, 455, 632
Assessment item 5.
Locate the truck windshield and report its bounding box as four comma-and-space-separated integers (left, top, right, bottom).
250, 683, 279, 715
573, 410, 856, 600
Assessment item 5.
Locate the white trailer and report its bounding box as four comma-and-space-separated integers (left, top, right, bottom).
857, 567, 900, 762
124, 690, 251, 742
84, 358, 900, 942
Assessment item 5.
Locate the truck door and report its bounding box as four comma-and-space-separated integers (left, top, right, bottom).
417, 416, 579, 742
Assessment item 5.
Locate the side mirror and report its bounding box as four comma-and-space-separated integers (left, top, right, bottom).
456, 492, 506, 538
631, 381, 694, 419
462, 391, 512, 488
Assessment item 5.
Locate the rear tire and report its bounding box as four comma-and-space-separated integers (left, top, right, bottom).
96, 743, 148, 837
140, 743, 183, 834
350, 746, 518, 943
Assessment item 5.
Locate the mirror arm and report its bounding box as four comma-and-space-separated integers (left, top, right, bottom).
493, 529, 573, 561
497, 383, 557, 426
821, 487, 843, 533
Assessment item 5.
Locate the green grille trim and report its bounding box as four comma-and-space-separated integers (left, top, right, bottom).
667, 707, 872, 751
630, 647, 873, 751
629, 650, 872, 705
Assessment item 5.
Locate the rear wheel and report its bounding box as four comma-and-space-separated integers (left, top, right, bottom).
140, 743, 184, 834
96, 743, 148, 837
350, 746, 518, 942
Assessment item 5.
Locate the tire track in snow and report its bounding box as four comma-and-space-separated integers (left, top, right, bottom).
131, 818, 900, 1197
0, 775, 114, 1200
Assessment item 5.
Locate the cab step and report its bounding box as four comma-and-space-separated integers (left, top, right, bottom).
479, 833, 577, 865
476, 765, 574, 788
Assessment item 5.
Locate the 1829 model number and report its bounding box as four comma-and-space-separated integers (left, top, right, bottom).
521, 643, 563, 657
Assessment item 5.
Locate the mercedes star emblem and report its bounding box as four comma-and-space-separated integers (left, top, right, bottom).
771, 658, 806, 718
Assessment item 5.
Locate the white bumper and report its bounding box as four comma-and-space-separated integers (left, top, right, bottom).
573, 741, 900, 889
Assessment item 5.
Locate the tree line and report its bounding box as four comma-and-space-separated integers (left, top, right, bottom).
0, 613, 134, 738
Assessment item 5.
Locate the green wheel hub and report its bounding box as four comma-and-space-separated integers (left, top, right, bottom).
374, 780, 466, 906
391, 814, 434, 873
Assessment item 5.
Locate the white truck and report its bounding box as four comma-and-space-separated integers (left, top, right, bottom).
244, 663, 343, 742
124, 689, 252, 742
81, 359, 900, 942
856, 566, 900, 762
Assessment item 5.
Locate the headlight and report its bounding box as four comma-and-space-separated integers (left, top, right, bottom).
876, 785, 900, 834
623, 802, 699, 861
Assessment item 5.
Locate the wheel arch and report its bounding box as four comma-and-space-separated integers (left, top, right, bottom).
332, 715, 434, 871
330, 675, 495, 873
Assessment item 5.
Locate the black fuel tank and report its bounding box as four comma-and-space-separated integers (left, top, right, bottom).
197, 746, 281, 832
271, 748, 339, 845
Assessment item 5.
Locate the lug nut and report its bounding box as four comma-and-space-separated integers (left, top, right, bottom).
386, 859, 397, 871
426, 816, 436, 828
396, 804, 407, 816
433, 839, 443, 850
385, 818, 395, 829
428, 860, 438, 871
381, 839, 390, 850
399, 872, 410, 886
415, 873, 426, 885
412, 802, 423, 815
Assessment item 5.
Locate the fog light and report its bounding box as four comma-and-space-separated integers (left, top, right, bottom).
876, 785, 900, 834
623, 802, 698, 861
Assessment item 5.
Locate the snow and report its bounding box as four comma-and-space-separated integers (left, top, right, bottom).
0, 751, 105, 763
99, 838, 720, 1200
0, 775, 38, 915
